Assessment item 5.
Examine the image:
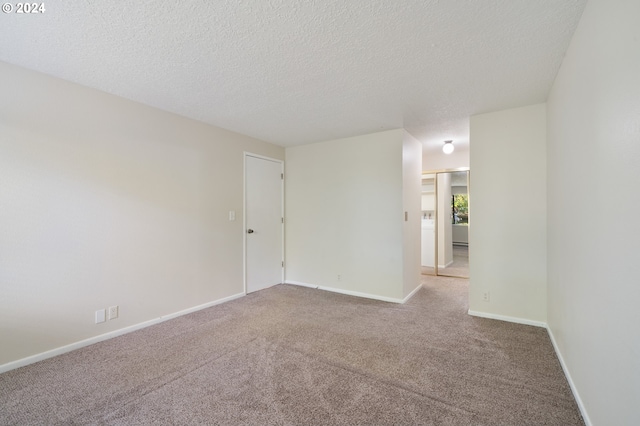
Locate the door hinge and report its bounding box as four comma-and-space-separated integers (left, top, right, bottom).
281, 173, 284, 180
281, 217, 284, 223
281, 261, 284, 267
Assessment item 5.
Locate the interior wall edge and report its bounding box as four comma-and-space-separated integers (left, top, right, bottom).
546, 326, 593, 426
283, 280, 319, 289
401, 284, 423, 304
467, 308, 591, 425
285, 281, 408, 304
467, 309, 546, 328
0, 292, 245, 375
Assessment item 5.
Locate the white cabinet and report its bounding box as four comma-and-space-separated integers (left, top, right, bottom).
421, 193, 435, 211
421, 220, 435, 267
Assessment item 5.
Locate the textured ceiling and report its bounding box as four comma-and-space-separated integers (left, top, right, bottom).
0, 1, 586, 151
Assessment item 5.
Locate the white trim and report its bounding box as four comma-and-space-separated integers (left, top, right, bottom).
285, 281, 404, 304
0, 292, 245, 374
466, 309, 590, 424
244, 152, 282, 163
284, 280, 319, 289
401, 284, 422, 304
286, 280, 421, 304
422, 167, 470, 175
243, 153, 248, 295
467, 309, 547, 328
1, 284, 590, 426
318, 285, 405, 303
438, 260, 454, 269
546, 326, 592, 426
243, 152, 285, 295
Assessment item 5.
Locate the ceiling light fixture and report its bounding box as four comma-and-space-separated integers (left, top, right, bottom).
442, 140, 454, 154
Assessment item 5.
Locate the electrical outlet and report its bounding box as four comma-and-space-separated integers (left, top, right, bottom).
95, 309, 106, 324
108, 305, 119, 320
483, 291, 490, 302
337, 274, 341, 281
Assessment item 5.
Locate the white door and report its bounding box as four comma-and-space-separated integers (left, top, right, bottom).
245, 154, 283, 293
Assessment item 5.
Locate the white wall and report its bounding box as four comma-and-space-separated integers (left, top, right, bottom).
469, 103, 547, 323
0, 62, 284, 367
547, 0, 640, 423
423, 147, 469, 171
452, 225, 468, 245
284, 129, 408, 301
402, 131, 422, 298
451, 185, 467, 195
437, 173, 453, 268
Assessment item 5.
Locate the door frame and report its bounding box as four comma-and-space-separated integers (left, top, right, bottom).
243, 152, 285, 294
421, 167, 470, 278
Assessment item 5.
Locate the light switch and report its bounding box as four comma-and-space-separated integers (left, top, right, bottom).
229, 210, 236, 221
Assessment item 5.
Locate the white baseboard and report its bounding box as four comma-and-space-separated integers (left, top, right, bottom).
401, 284, 422, 304
546, 326, 592, 426
284, 280, 319, 289
0, 292, 245, 374
318, 285, 405, 303
467, 309, 591, 425
285, 281, 406, 304
467, 309, 547, 328
1, 284, 591, 426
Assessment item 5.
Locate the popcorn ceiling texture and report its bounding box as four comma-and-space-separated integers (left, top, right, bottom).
0, 1, 586, 148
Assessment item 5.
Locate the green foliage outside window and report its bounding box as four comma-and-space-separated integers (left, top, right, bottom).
452, 194, 469, 224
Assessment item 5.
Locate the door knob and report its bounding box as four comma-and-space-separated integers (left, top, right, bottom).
247, 229, 254, 234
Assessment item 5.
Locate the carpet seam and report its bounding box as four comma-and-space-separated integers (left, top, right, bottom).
276, 340, 482, 420
74, 336, 262, 423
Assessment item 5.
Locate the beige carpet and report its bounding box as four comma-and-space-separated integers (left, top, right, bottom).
0, 276, 583, 425
421, 246, 469, 278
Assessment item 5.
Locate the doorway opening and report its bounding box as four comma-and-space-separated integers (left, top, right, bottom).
421, 169, 469, 279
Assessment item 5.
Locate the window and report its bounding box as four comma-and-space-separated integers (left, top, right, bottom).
452, 194, 468, 224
